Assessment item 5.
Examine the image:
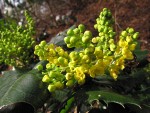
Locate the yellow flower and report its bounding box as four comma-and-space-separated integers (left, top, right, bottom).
89, 63, 104, 78
94, 46, 103, 59
74, 67, 85, 81
118, 39, 128, 47
115, 57, 125, 70
122, 50, 134, 60
129, 43, 136, 51
80, 64, 90, 73
114, 46, 121, 55
109, 68, 119, 80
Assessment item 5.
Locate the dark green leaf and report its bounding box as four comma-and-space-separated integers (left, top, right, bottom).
0, 69, 49, 109
49, 25, 76, 46
0, 70, 27, 98
86, 90, 141, 108
53, 89, 70, 102
134, 42, 149, 61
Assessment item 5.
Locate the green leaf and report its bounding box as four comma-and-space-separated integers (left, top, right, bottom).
53, 89, 70, 102
49, 25, 76, 46
0, 70, 26, 98
134, 42, 149, 61
0, 69, 49, 109
86, 90, 141, 108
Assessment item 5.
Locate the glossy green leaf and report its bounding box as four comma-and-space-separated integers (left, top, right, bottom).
0, 69, 49, 109
134, 42, 149, 61
86, 90, 141, 108
49, 25, 76, 46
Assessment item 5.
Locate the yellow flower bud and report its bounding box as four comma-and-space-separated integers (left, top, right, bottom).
92, 37, 98, 43
109, 39, 114, 44
69, 51, 78, 61
110, 44, 116, 51
46, 63, 51, 69
48, 84, 56, 92
129, 43, 136, 51
122, 50, 134, 60
82, 55, 90, 63
74, 67, 85, 81
89, 64, 104, 78
54, 82, 64, 89
94, 46, 103, 59
126, 36, 132, 43
42, 75, 50, 83
118, 39, 128, 47
66, 73, 73, 80
110, 69, 118, 80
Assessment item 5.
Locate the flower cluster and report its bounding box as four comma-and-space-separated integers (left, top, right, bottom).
0, 11, 35, 67
34, 8, 139, 92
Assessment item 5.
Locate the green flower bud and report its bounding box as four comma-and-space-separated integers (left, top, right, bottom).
69, 51, 78, 61
110, 44, 116, 51
108, 39, 114, 44
100, 20, 105, 25
126, 36, 132, 43
40, 40, 46, 47
67, 29, 74, 35
82, 36, 90, 43
84, 30, 92, 38
92, 37, 98, 43
54, 82, 64, 89
98, 26, 104, 32
48, 84, 56, 92
58, 57, 65, 63
121, 31, 128, 37
66, 73, 73, 80
67, 44, 73, 48
78, 24, 85, 32
100, 36, 105, 42
46, 63, 51, 69
128, 28, 134, 34
70, 36, 77, 44
37, 51, 43, 56
94, 24, 98, 29
103, 27, 108, 33
42, 75, 50, 83
73, 28, 80, 34
49, 71, 56, 78
133, 32, 139, 39
66, 80, 74, 87
64, 36, 70, 44
102, 10, 108, 16
37, 64, 43, 71
103, 8, 108, 12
